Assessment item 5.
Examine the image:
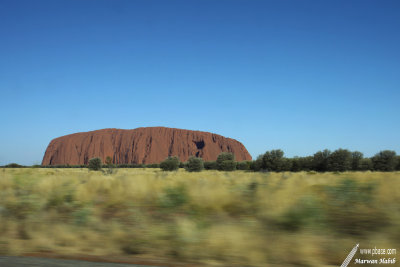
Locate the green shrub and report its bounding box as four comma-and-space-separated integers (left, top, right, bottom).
397, 156, 400, 170
237, 161, 251, 170
277, 196, 323, 232
160, 185, 189, 210
4, 195, 41, 220
103, 166, 117, 175
371, 150, 398, 171
313, 149, 331, 172
160, 156, 180, 171
322, 179, 385, 235
219, 160, 237, 171
290, 157, 315, 172
55, 164, 68, 168
102, 156, 116, 174
185, 156, 204, 172
145, 163, 160, 168
327, 149, 352, 172
105, 156, 113, 165
351, 151, 364, 170
217, 152, 234, 165
72, 207, 92, 226
117, 164, 134, 168
179, 162, 184, 168
204, 161, 217, 170
88, 157, 102, 171
359, 158, 373, 171
259, 149, 292, 172
250, 158, 262, 171
4, 163, 24, 168
216, 152, 236, 171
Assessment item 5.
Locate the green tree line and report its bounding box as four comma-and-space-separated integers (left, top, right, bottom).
3, 149, 399, 172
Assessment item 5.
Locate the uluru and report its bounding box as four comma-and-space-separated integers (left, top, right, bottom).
42, 127, 252, 165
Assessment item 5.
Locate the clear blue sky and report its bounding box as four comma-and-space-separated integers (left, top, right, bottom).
1, 0, 399, 165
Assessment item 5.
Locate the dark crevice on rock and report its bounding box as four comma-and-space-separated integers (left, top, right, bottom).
194, 140, 205, 150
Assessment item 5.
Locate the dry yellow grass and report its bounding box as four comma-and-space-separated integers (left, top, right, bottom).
0, 168, 399, 266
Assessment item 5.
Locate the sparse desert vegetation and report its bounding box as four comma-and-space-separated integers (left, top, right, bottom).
0, 168, 399, 266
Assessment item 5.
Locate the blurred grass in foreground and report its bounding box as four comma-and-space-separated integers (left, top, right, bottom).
0, 168, 399, 266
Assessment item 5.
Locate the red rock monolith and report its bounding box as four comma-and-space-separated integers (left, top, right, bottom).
42, 127, 252, 165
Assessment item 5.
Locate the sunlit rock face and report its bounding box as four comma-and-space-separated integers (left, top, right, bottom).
42, 127, 252, 165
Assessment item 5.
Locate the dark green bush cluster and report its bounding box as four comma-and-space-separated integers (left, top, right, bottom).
114, 163, 144, 168
88, 157, 102, 171
371, 150, 398, 171
160, 156, 180, 171
159, 185, 189, 209
216, 152, 237, 171
238, 161, 252, 170
7, 149, 400, 172
273, 178, 384, 236
179, 162, 186, 168
36, 164, 86, 168
322, 179, 384, 235
3, 163, 25, 168
252, 149, 399, 172
158, 153, 245, 172
185, 156, 204, 172
146, 163, 160, 168
254, 149, 291, 172
204, 161, 217, 170
219, 160, 237, 171
277, 196, 322, 232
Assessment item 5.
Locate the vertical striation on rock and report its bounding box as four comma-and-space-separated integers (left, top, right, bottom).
42, 127, 252, 165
